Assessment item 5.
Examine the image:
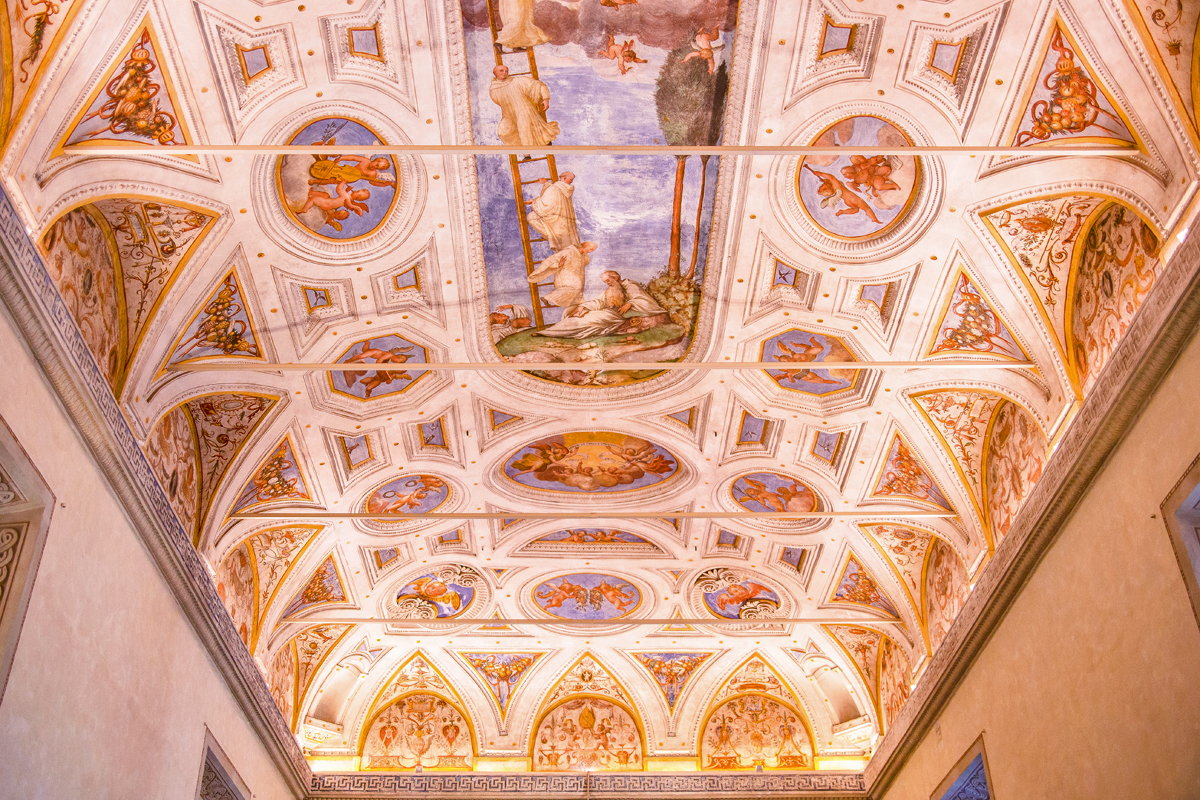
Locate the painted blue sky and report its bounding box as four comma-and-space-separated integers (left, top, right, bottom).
466, 28, 726, 320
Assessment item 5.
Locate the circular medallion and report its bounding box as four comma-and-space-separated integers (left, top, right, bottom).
796, 116, 920, 241
358, 474, 452, 535
688, 568, 790, 632
276, 116, 399, 241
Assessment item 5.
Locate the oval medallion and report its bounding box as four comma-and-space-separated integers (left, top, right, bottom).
502, 432, 678, 494
532, 573, 642, 620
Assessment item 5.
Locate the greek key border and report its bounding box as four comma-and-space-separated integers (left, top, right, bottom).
308, 771, 866, 798
0, 186, 311, 796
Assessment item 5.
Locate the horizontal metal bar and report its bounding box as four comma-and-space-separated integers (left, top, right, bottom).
232, 510, 956, 520
63, 143, 1136, 157
279, 616, 905, 626
168, 360, 1033, 373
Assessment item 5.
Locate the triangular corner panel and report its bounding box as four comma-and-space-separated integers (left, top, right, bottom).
280, 554, 350, 619
159, 269, 266, 375
868, 431, 956, 513
230, 435, 315, 515
1007, 18, 1138, 151
56, 18, 197, 158
827, 551, 902, 618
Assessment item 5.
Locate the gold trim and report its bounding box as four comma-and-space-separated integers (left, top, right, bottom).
816, 15, 857, 60
347, 23, 385, 63
925, 39, 967, 83
235, 43, 273, 83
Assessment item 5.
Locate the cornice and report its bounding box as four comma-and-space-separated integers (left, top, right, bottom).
0, 187, 311, 797
863, 227, 1200, 794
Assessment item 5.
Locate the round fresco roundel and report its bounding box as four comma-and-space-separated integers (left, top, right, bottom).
276, 116, 399, 240
501, 432, 678, 494
796, 116, 920, 241
532, 573, 643, 620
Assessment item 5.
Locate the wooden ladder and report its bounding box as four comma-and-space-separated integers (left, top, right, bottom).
484, 0, 559, 329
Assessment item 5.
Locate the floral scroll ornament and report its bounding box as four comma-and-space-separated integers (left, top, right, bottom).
17, 0, 59, 83
1148, 0, 1185, 61
82, 29, 182, 145
1016, 28, 1126, 145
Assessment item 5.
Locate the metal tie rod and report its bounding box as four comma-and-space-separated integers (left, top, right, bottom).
279, 616, 906, 626
170, 360, 1033, 373
63, 144, 1136, 157
232, 510, 956, 520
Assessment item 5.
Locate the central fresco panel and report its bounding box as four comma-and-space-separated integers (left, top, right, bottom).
462, 0, 737, 386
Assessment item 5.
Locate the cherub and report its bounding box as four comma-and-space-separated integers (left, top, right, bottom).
771, 336, 842, 385
308, 143, 395, 187
597, 33, 647, 74
537, 578, 587, 609
591, 580, 636, 611
736, 477, 786, 512
295, 180, 371, 232
714, 582, 773, 611
398, 576, 462, 611
840, 155, 901, 201
682, 27, 723, 74
367, 475, 445, 514
804, 165, 881, 223
343, 340, 415, 397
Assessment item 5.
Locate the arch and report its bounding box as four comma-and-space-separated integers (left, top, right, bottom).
355, 651, 478, 771
38, 194, 222, 393
1067, 200, 1162, 396
213, 523, 324, 653
529, 694, 646, 772
144, 404, 201, 541
145, 390, 280, 548
982, 399, 1049, 543
698, 693, 816, 770
859, 520, 967, 652
921, 537, 972, 655
695, 654, 817, 770
526, 652, 648, 772
877, 635, 911, 734
265, 623, 354, 731
358, 693, 476, 771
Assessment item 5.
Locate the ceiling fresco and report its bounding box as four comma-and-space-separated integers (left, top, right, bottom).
1, 0, 1198, 782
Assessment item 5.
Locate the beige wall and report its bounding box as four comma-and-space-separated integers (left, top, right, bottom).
0, 307, 297, 799
881, 328, 1200, 800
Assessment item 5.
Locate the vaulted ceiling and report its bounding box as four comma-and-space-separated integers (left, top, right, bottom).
2, 0, 1197, 780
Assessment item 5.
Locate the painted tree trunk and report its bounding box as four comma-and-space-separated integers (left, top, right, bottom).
667, 155, 688, 278
685, 155, 710, 281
